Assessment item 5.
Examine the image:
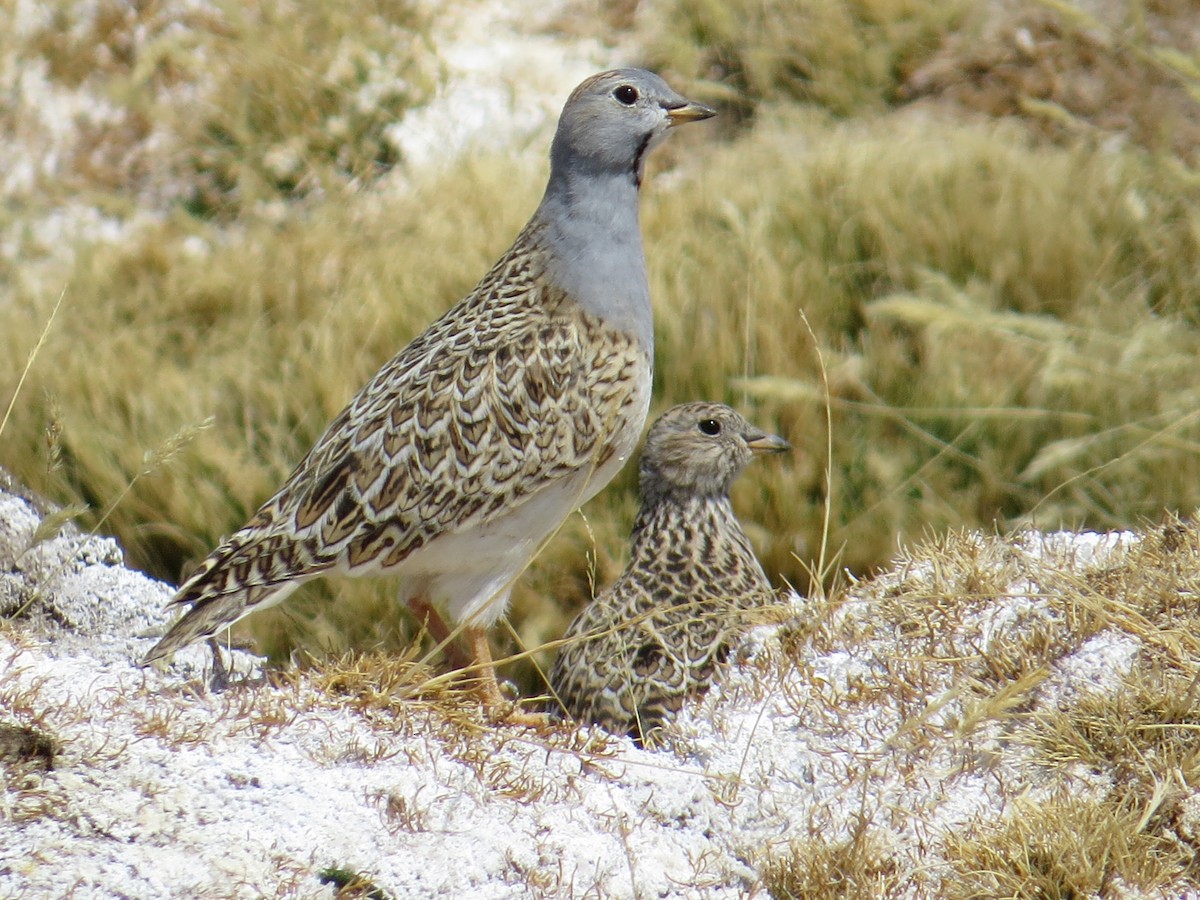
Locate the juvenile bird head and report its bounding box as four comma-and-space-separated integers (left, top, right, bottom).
638, 402, 790, 504
550, 68, 715, 186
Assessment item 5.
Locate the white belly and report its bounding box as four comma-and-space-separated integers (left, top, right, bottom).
392, 467, 592, 626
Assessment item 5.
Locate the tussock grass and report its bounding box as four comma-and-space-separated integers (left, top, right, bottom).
653, 108, 1200, 581
761, 824, 908, 898
942, 792, 1193, 897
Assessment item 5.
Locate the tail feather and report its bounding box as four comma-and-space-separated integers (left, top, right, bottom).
142, 581, 300, 664
141, 528, 323, 664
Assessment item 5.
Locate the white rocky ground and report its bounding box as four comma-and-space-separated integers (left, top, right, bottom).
3, 473, 1194, 898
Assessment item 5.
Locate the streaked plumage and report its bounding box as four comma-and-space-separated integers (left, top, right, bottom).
142, 70, 715, 715
549, 402, 789, 742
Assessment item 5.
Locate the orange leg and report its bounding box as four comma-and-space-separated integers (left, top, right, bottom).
464, 624, 548, 727
463, 624, 505, 709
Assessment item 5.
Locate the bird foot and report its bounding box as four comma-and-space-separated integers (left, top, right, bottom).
485, 702, 552, 729
470, 670, 549, 727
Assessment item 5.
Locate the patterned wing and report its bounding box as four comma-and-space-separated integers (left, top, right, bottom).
157, 234, 648, 638
280, 288, 645, 576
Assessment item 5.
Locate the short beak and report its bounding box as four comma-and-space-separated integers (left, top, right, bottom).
745, 432, 791, 455
666, 100, 717, 126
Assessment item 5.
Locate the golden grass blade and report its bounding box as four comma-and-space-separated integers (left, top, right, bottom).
1, 286, 65, 441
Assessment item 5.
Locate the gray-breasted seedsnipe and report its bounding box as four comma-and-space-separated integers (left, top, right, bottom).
548, 402, 789, 742
142, 70, 715, 717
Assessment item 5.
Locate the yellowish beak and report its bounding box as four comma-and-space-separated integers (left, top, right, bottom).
746, 433, 791, 455
666, 100, 717, 125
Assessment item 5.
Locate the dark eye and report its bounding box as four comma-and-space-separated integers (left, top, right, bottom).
614, 84, 639, 105
698, 419, 721, 436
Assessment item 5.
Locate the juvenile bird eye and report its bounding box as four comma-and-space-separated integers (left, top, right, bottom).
614, 84, 639, 105
698, 419, 721, 436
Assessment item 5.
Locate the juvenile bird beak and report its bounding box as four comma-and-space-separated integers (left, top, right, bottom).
666, 100, 717, 125
745, 432, 791, 455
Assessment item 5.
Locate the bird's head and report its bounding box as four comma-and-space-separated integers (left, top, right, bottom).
638, 402, 790, 503
550, 68, 715, 186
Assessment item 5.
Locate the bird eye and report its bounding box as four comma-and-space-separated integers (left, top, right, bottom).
613, 84, 639, 105
698, 419, 721, 436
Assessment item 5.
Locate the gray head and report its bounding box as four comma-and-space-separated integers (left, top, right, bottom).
550, 69, 715, 187
639, 402, 790, 504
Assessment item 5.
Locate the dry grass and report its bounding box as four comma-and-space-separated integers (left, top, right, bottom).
904, 0, 1200, 163
0, 651, 81, 825
655, 108, 1200, 581
761, 822, 910, 898
751, 517, 1200, 896
638, 0, 972, 119
942, 791, 1193, 897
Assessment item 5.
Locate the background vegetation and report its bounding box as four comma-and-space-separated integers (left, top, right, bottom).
3, 0, 1200, 689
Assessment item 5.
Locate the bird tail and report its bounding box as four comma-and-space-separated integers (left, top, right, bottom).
140, 531, 311, 664
141, 581, 301, 665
